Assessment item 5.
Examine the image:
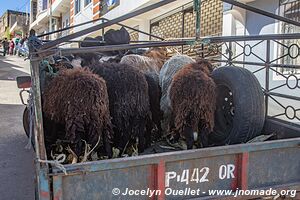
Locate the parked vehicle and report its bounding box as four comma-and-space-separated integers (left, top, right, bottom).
17, 41, 29, 57
19, 0, 300, 199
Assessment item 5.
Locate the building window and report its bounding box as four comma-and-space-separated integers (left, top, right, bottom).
84, 0, 91, 7
75, 0, 81, 14
42, 0, 48, 11
101, 0, 120, 15
62, 18, 70, 36
66, 19, 69, 27
51, 18, 57, 31
31, 1, 37, 22
10, 15, 17, 27
278, 0, 300, 75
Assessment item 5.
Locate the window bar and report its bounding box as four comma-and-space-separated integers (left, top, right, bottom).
194, 0, 201, 40
181, 9, 185, 53
102, 19, 105, 43
228, 41, 233, 66
265, 40, 271, 117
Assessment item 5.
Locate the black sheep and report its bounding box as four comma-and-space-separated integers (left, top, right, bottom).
88, 63, 151, 154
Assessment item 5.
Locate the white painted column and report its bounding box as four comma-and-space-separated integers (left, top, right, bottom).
222, 11, 235, 37
138, 19, 150, 41
222, 11, 235, 61
222, 8, 246, 63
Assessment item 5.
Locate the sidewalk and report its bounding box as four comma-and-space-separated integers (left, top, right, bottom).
0, 55, 34, 200
0, 55, 30, 104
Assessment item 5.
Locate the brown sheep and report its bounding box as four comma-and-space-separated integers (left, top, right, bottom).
159, 55, 195, 134
120, 47, 168, 74
120, 54, 161, 74
43, 68, 113, 159
169, 59, 216, 149
144, 47, 168, 70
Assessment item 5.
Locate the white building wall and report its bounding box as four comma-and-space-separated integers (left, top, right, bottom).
73, 0, 93, 35
62, 11, 70, 36
31, 0, 70, 39
73, 0, 192, 40
101, 0, 150, 20
138, 20, 150, 41
102, 0, 192, 38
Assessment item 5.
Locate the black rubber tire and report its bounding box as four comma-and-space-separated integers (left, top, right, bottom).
23, 107, 35, 148
23, 107, 30, 138
210, 66, 265, 145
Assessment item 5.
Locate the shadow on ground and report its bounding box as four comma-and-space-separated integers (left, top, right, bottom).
0, 57, 29, 81
0, 104, 35, 200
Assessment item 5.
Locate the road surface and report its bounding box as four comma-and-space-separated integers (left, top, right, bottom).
0, 55, 35, 200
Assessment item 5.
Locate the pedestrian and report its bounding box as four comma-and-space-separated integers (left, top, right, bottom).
1, 38, 9, 56
15, 38, 19, 46
9, 40, 15, 55
20, 36, 27, 46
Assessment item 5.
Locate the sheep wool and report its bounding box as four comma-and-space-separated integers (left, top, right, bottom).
121, 54, 163, 141
88, 62, 150, 153
144, 47, 168, 70
159, 55, 195, 116
169, 60, 217, 149
43, 68, 113, 157
120, 54, 161, 75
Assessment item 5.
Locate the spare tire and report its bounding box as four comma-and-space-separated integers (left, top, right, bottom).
210, 66, 265, 145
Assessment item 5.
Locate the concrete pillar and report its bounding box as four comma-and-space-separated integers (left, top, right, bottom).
222, 11, 235, 37
222, 8, 246, 63
138, 19, 150, 41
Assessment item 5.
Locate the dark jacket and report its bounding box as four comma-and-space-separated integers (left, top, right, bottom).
2, 40, 9, 49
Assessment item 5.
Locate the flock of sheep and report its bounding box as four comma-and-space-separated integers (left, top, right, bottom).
40, 47, 217, 164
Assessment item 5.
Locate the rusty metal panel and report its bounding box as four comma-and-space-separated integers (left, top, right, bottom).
49, 138, 300, 199
53, 176, 63, 200
248, 147, 300, 189
165, 155, 237, 199
38, 167, 51, 200
60, 165, 152, 200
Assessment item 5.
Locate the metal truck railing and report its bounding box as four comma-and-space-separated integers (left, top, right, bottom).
27, 0, 300, 199
199, 33, 300, 124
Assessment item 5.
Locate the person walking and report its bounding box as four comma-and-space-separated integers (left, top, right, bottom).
19, 36, 27, 46
1, 38, 9, 56
14, 38, 20, 55
9, 39, 15, 55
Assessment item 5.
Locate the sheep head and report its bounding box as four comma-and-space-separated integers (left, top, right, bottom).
192, 59, 214, 75
144, 47, 168, 70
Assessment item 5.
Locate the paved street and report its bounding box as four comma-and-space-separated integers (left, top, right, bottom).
0, 55, 34, 200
